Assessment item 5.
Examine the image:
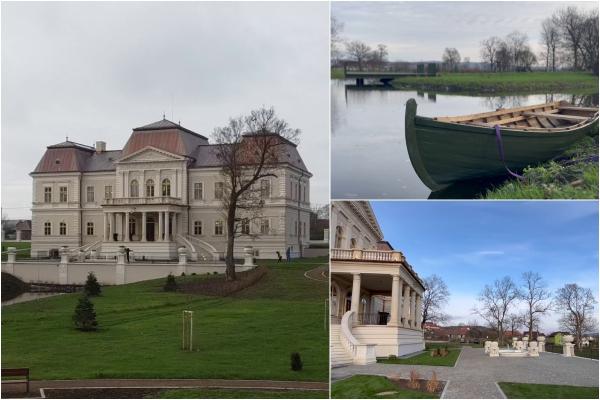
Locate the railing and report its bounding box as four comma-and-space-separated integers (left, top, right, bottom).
102, 197, 182, 206
330, 248, 404, 263
340, 311, 377, 365
357, 312, 390, 325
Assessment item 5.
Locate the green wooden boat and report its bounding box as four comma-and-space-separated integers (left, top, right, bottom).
405, 99, 599, 191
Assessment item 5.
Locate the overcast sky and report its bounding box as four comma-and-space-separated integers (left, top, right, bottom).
333, 1, 598, 62
373, 201, 599, 334
1, 2, 329, 219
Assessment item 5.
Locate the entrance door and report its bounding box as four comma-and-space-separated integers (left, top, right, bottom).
146, 216, 155, 241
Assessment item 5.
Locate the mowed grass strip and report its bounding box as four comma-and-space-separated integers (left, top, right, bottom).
331, 375, 438, 399
1, 257, 329, 382
498, 382, 599, 399
378, 348, 461, 367
1, 241, 31, 260
146, 388, 328, 398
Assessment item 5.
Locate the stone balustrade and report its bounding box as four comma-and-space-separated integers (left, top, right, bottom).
331, 248, 405, 263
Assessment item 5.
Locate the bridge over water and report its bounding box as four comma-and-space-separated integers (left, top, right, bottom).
344, 67, 437, 86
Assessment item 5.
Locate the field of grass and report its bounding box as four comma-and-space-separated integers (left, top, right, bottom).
378, 348, 461, 367
1, 257, 328, 382
331, 67, 344, 79
1, 241, 31, 261
391, 72, 598, 93
332, 375, 438, 399
484, 135, 599, 199
498, 382, 599, 399
147, 388, 328, 398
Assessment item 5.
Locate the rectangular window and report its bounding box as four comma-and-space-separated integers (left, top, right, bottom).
194, 182, 203, 200
214, 182, 224, 200
44, 187, 52, 203
194, 221, 202, 235
241, 219, 250, 235
59, 222, 67, 235
86, 186, 94, 202
59, 186, 68, 202
260, 218, 270, 235
44, 222, 51, 235
214, 220, 224, 235
86, 222, 94, 235
104, 185, 112, 199
260, 179, 271, 199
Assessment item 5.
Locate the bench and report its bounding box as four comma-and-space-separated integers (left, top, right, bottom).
2, 368, 30, 393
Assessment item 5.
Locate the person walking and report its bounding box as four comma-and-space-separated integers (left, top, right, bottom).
285, 247, 291, 262
276, 251, 282, 262
125, 247, 130, 263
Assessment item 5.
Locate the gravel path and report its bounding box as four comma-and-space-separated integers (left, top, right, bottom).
332, 347, 599, 398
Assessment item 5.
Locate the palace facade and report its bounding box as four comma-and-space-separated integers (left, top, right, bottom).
330, 201, 425, 366
30, 118, 311, 260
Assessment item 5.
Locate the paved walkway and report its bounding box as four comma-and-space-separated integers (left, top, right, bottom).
3, 378, 328, 396
304, 264, 328, 282
332, 347, 599, 398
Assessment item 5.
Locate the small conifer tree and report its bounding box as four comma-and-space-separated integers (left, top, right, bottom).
291, 352, 303, 371
84, 272, 101, 296
73, 295, 98, 331
164, 273, 178, 292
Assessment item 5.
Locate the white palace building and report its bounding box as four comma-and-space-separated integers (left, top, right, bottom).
330, 201, 425, 367
29, 118, 312, 261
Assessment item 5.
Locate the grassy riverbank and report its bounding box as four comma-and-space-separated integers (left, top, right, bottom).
1, 257, 328, 382
484, 135, 599, 199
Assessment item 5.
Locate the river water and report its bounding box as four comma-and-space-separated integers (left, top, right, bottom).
331, 79, 598, 199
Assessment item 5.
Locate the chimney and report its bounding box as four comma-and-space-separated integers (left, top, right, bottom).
95, 141, 106, 153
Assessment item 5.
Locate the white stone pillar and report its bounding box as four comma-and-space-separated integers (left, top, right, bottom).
115, 246, 126, 285
142, 212, 147, 242
411, 290, 417, 328
109, 212, 114, 241
402, 285, 411, 328
243, 246, 256, 267
538, 336, 546, 352
103, 213, 108, 241
58, 246, 69, 284
124, 212, 130, 242
172, 213, 178, 237
5, 247, 16, 274
16, 230, 22, 242
415, 294, 423, 329
176, 247, 187, 275
389, 275, 401, 326
165, 211, 170, 241
158, 211, 164, 241
350, 273, 361, 319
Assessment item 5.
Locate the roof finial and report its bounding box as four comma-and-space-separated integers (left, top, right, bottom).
66, 135, 69, 142
162, 112, 166, 120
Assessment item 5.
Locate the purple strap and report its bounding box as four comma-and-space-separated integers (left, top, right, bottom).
494, 125, 525, 180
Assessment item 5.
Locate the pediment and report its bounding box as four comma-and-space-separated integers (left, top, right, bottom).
118, 146, 185, 163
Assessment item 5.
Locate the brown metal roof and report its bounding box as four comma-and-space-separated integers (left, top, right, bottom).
33, 146, 91, 173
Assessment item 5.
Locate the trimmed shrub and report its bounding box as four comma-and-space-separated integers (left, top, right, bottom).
164, 274, 178, 292
73, 295, 98, 331
388, 354, 397, 360
291, 352, 303, 371
84, 272, 101, 296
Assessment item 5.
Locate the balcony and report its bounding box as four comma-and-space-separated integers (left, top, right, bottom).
102, 196, 183, 206
331, 248, 405, 263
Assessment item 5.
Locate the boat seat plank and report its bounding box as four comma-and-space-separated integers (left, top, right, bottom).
522, 112, 589, 122
435, 101, 560, 123
536, 117, 555, 129
558, 106, 599, 112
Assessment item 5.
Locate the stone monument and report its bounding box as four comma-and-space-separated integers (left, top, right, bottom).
563, 335, 575, 357
489, 341, 500, 357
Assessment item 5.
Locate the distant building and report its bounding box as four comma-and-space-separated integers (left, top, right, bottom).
15, 220, 32, 241
30, 118, 312, 260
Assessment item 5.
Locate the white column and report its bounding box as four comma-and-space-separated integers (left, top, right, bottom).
158, 211, 163, 241
172, 213, 178, 237
103, 213, 108, 241
350, 273, 361, 315
389, 275, 401, 326
402, 284, 411, 328
411, 290, 417, 328
109, 212, 115, 241
416, 294, 423, 329
165, 211, 171, 241
142, 212, 147, 242
125, 211, 130, 242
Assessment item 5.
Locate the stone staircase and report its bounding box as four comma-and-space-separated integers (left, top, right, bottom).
331, 324, 353, 367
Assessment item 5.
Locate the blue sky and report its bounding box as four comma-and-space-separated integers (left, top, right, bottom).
371, 201, 599, 333
333, 1, 598, 62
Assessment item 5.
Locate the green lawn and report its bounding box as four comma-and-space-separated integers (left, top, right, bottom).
331, 67, 344, 79
147, 388, 327, 398
332, 375, 438, 399
378, 348, 461, 367
1, 241, 31, 260
392, 72, 598, 93
498, 382, 599, 399
1, 257, 328, 382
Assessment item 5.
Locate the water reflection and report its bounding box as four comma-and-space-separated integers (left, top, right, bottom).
331, 79, 598, 199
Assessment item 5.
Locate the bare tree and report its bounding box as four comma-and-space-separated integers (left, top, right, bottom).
506, 31, 529, 70
373, 44, 389, 69
553, 7, 585, 70
475, 276, 521, 345
507, 312, 526, 338
541, 18, 560, 72
421, 274, 450, 328
442, 48, 461, 72
331, 16, 345, 66
213, 107, 300, 280
580, 8, 599, 75
480, 36, 501, 72
346, 40, 372, 70
555, 283, 597, 350
520, 271, 552, 339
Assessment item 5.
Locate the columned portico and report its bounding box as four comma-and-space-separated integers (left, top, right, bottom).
402, 283, 411, 328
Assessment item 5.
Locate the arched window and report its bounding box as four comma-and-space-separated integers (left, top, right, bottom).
130, 180, 139, 197
146, 179, 154, 197
335, 226, 343, 248
162, 178, 171, 196
350, 238, 357, 249
59, 222, 67, 236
